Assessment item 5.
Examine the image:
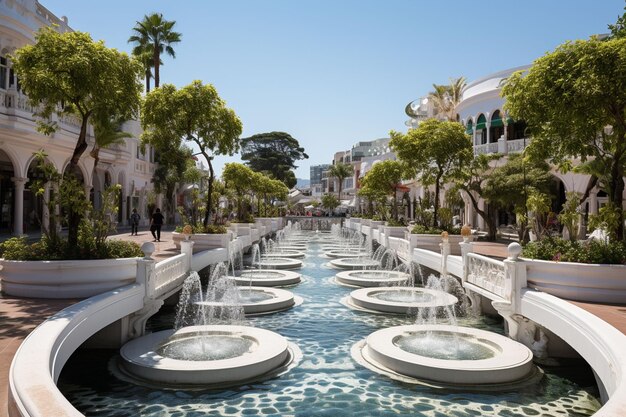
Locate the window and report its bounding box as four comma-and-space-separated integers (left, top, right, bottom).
0, 56, 7, 90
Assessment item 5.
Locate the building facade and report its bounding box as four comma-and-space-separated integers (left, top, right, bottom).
0, 0, 157, 235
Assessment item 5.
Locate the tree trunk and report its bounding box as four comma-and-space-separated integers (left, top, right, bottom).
67, 115, 91, 250
203, 158, 214, 227
465, 190, 498, 241
145, 69, 151, 93
609, 157, 625, 241
432, 174, 442, 228
153, 49, 160, 89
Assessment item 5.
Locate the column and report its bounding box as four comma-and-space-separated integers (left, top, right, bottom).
12, 177, 27, 235
121, 191, 127, 226
477, 199, 485, 230
485, 122, 491, 145
589, 191, 598, 215
465, 199, 474, 227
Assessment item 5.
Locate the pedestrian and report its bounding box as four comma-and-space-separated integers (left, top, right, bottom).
150, 208, 164, 242
129, 208, 140, 236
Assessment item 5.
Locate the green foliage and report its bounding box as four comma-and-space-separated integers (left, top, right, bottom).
502, 36, 626, 239
411, 225, 461, 235
240, 132, 308, 189
558, 191, 583, 241
12, 27, 142, 247
321, 193, 340, 212
141, 80, 243, 226
328, 163, 353, 199
413, 191, 435, 228
175, 224, 228, 234
0, 235, 142, 261
359, 160, 408, 220
522, 237, 626, 265
588, 203, 624, 241
391, 119, 472, 226
386, 218, 405, 227
438, 207, 453, 230
222, 163, 256, 221
128, 12, 181, 89
608, 5, 626, 39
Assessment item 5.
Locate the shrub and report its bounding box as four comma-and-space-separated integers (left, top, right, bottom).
411, 225, 461, 235
0, 236, 142, 261
175, 224, 228, 234
386, 218, 405, 227
522, 237, 626, 264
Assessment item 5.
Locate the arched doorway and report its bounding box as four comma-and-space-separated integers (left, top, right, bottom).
476, 114, 487, 145
489, 110, 505, 144
0, 150, 15, 234
24, 157, 48, 233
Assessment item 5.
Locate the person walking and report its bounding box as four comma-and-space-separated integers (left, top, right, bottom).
129, 208, 140, 236
150, 208, 164, 242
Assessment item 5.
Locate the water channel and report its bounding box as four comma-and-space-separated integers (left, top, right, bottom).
58, 232, 601, 416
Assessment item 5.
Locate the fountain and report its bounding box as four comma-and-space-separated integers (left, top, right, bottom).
226, 244, 303, 286
119, 269, 298, 385
253, 242, 304, 269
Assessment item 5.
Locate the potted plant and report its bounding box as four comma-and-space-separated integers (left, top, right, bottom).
172, 223, 233, 252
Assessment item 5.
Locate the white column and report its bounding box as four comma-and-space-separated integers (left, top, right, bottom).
477, 199, 485, 230
465, 199, 474, 227
84, 184, 92, 201
12, 177, 27, 236
589, 191, 598, 215
485, 122, 491, 145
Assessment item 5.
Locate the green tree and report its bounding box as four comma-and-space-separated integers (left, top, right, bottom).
428, 77, 466, 121
152, 145, 196, 223
608, 5, 626, 39
222, 163, 255, 221
502, 36, 626, 240
12, 27, 142, 249
240, 131, 308, 188
90, 116, 133, 171
328, 163, 353, 200
142, 81, 243, 227
359, 160, 407, 220
391, 119, 472, 227
321, 193, 340, 215
451, 153, 552, 241
128, 13, 181, 90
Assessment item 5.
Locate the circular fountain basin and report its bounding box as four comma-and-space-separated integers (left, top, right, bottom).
329, 257, 380, 270
335, 270, 411, 287
275, 244, 307, 251
195, 287, 299, 314
262, 250, 306, 259
347, 287, 458, 314
325, 249, 370, 258
120, 325, 290, 385
226, 270, 302, 287
360, 325, 535, 385
255, 257, 302, 269
321, 244, 363, 251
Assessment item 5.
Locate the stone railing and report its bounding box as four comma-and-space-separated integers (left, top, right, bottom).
152, 253, 188, 298
473, 142, 499, 155
507, 138, 529, 153
284, 216, 342, 231
466, 253, 508, 300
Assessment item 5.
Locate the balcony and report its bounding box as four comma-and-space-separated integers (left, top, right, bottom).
473, 138, 530, 156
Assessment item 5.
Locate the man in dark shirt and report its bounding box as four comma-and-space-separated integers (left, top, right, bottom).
150, 208, 164, 242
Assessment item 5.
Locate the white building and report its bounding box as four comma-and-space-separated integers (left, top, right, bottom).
0, 1, 157, 235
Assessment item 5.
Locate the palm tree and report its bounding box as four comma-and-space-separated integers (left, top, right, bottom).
428, 77, 466, 121
328, 163, 353, 201
128, 13, 181, 89
132, 45, 156, 93
90, 117, 133, 171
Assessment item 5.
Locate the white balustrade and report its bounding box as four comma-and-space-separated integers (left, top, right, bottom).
466, 253, 508, 300
152, 254, 187, 298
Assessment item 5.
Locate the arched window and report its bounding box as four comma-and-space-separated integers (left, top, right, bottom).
489, 110, 504, 143
476, 114, 487, 145
0, 55, 7, 90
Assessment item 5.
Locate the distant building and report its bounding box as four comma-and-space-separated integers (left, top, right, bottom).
310, 164, 330, 197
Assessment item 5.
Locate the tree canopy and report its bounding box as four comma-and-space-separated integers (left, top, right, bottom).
12, 27, 142, 248
502, 36, 626, 240
141, 80, 243, 226
328, 163, 353, 200
240, 131, 308, 188
390, 119, 472, 227
321, 193, 340, 214
128, 13, 181, 91
359, 160, 408, 220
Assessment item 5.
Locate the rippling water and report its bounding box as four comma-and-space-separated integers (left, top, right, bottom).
58, 232, 601, 416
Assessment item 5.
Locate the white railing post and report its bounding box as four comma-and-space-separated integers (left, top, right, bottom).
459, 239, 473, 284
137, 242, 157, 301
180, 239, 195, 273
439, 232, 450, 276
503, 242, 526, 312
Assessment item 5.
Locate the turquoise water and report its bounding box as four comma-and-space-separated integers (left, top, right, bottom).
58, 233, 601, 416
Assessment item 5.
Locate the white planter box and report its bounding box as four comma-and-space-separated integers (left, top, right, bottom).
360, 219, 372, 227
406, 233, 469, 256
370, 220, 384, 229
383, 226, 406, 238
0, 257, 140, 299
524, 258, 626, 304
172, 231, 232, 252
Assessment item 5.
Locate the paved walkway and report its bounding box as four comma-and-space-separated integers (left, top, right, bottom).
108, 230, 180, 262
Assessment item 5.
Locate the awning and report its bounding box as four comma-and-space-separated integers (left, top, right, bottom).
491, 115, 503, 127
475, 122, 486, 130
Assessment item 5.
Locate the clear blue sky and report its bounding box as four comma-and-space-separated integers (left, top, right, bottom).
44, 0, 625, 180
